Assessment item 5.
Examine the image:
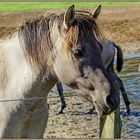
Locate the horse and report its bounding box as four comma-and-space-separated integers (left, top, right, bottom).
56, 41, 131, 114
0, 5, 120, 138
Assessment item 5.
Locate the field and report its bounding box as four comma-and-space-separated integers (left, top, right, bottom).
0, 2, 140, 12
0, 2, 140, 138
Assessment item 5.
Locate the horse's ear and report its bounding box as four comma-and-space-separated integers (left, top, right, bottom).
64, 5, 75, 29
92, 5, 101, 19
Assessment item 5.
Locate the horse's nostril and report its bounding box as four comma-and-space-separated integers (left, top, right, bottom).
106, 95, 114, 108
88, 83, 95, 90
84, 75, 88, 79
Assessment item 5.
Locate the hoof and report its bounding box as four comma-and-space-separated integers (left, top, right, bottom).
126, 104, 131, 114
122, 112, 129, 117
56, 111, 65, 115
86, 108, 95, 115
121, 109, 130, 117
125, 108, 130, 114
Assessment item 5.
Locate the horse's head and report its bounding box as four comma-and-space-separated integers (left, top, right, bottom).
19, 5, 119, 116
53, 5, 120, 116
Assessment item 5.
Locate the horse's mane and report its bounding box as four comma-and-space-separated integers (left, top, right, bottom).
18, 13, 53, 71
18, 10, 103, 71
64, 11, 103, 51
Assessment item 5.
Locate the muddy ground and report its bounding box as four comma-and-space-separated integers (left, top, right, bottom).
0, 6, 140, 138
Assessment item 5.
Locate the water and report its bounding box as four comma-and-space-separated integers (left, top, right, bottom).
119, 53, 140, 138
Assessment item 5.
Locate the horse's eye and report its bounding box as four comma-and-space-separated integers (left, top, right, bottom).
73, 49, 84, 58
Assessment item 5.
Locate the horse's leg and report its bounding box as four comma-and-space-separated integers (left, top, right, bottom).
117, 77, 131, 113
56, 82, 66, 114
107, 65, 131, 113
103, 42, 130, 113
25, 102, 49, 138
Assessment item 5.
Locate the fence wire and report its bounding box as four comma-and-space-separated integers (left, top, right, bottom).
0, 92, 78, 102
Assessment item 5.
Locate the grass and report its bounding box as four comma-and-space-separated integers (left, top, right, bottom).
0, 2, 139, 12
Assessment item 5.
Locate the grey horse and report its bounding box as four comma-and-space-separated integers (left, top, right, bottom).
0, 5, 120, 138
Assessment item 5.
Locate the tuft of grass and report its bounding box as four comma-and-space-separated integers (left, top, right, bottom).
0, 2, 139, 12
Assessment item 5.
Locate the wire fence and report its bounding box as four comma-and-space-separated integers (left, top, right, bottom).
0, 92, 78, 103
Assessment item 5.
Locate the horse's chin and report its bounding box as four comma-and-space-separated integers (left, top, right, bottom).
69, 81, 112, 117
93, 102, 112, 117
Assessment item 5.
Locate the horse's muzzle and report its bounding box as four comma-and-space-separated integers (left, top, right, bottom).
95, 94, 120, 116
107, 93, 120, 113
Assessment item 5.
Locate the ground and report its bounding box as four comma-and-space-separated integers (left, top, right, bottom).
0, 6, 139, 138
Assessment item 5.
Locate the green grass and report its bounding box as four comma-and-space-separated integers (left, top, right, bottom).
0, 2, 139, 12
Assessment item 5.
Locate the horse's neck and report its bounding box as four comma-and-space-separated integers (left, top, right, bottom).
0, 32, 58, 138
0, 34, 56, 102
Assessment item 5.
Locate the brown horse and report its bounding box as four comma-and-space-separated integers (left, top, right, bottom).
0, 5, 120, 138
56, 41, 130, 114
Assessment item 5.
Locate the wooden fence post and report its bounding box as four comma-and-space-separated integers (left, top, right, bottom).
99, 75, 122, 138
99, 105, 122, 138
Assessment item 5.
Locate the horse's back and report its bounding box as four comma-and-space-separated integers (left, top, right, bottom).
101, 41, 115, 69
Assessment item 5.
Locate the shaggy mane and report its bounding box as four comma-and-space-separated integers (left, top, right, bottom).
18, 10, 103, 71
